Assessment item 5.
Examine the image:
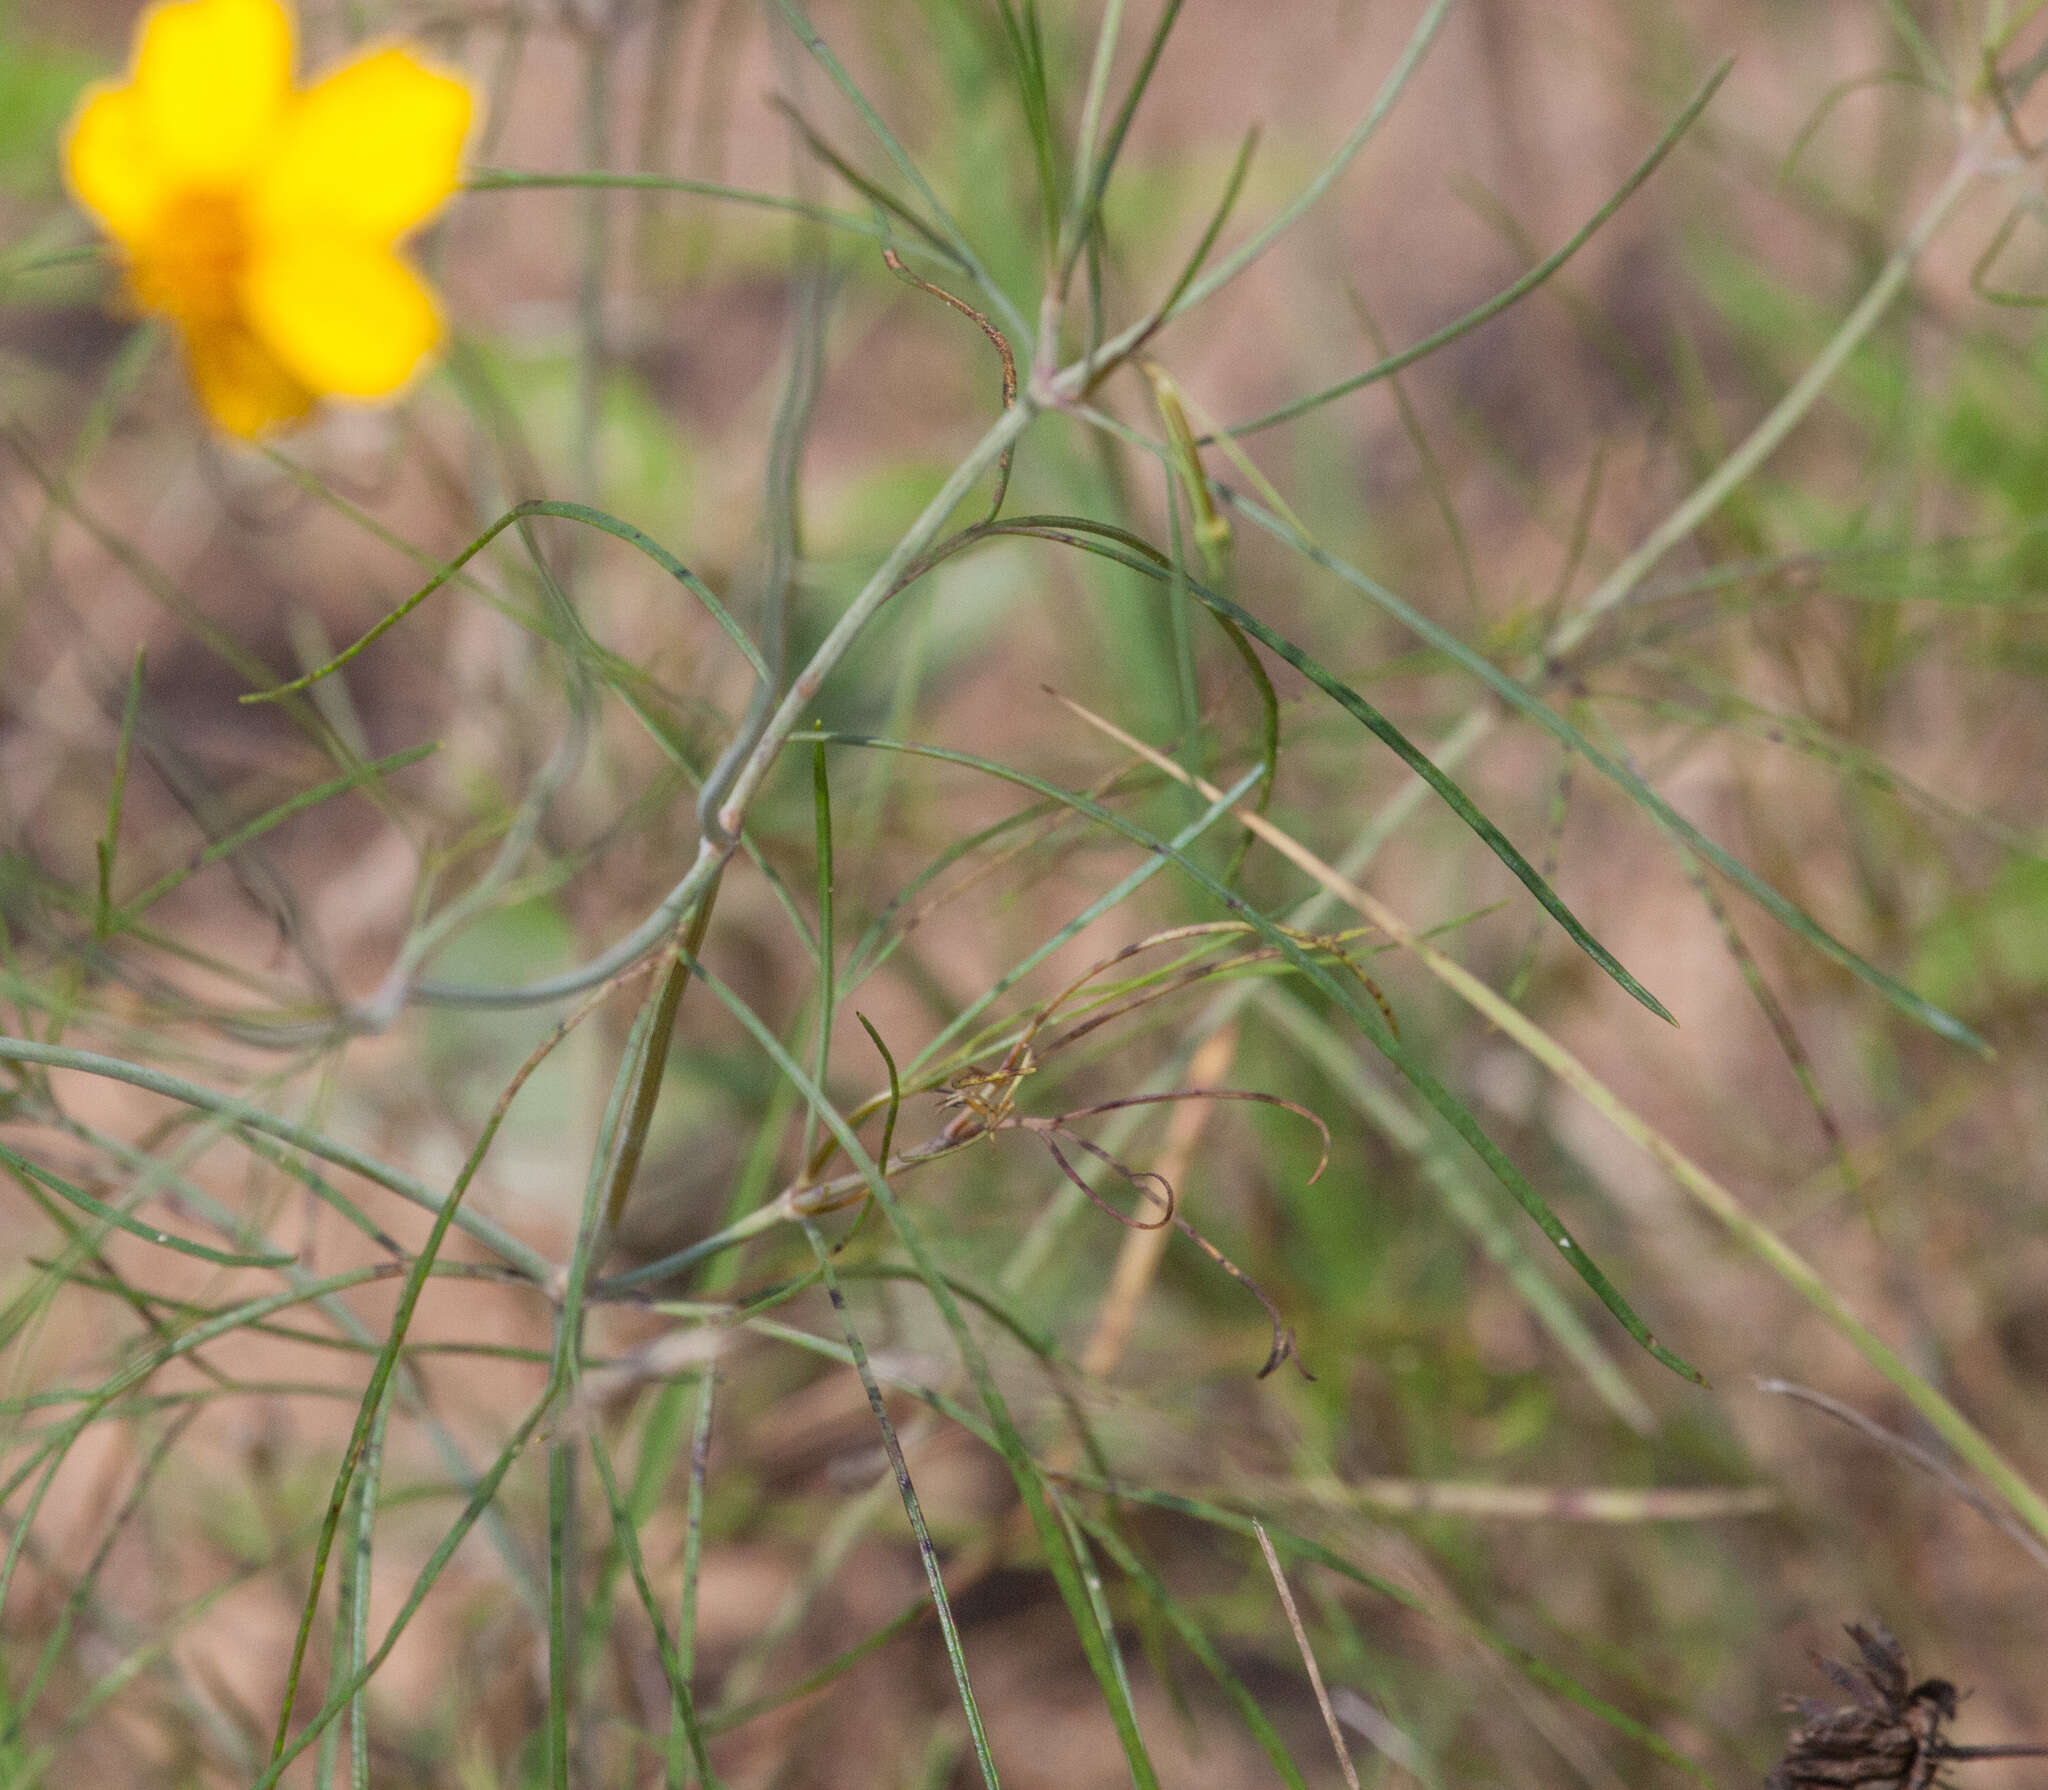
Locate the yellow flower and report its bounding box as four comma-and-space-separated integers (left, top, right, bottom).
62, 0, 474, 438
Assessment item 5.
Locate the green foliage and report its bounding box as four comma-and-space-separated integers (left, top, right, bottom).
2, 4, 2045, 1787
1912, 855, 2048, 1013
0, 4, 91, 198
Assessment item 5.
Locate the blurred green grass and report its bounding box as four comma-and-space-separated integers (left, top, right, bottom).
0, 3, 2046, 1786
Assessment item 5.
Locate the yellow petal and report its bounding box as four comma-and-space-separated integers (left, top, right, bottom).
243, 235, 441, 398
259, 47, 473, 243
64, 83, 166, 245
133, 0, 295, 186
183, 319, 317, 437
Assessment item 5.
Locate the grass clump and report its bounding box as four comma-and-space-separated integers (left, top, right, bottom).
0, 2, 2045, 1785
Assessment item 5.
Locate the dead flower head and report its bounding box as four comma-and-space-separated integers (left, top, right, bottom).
1769, 1622, 2046, 1790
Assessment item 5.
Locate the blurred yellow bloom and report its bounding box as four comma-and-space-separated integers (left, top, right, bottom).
62, 0, 474, 437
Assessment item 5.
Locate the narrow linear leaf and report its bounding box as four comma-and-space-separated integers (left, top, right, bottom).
1215, 492, 1987, 1054
116, 742, 438, 922
466, 167, 971, 268
967, 516, 1675, 1023
243, 499, 762, 706
798, 731, 1700, 1383
803, 1222, 1001, 1787
0, 1143, 295, 1270
673, 951, 1164, 1785
1063, 0, 1187, 282
0, 1038, 553, 1281
1221, 60, 1731, 437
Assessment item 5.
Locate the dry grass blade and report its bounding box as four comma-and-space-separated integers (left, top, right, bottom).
881, 245, 1018, 519
12, 6, 2048, 1781
1047, 688, 2048, 1549
1252, 1519, 1361, 1790
1272, 1476, 1778, 1522
1078, 1025, 1238, 1377
1756, 1379, 2048, 1576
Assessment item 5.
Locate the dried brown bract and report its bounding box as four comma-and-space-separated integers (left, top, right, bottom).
1769, 1623, 2047, 1790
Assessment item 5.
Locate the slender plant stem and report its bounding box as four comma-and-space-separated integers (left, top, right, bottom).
1547, 126, 1993, 663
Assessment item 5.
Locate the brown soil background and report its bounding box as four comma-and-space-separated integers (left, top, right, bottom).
2, 1, 2046, 1785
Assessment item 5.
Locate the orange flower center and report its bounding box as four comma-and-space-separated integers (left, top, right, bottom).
131, 189, 251, 327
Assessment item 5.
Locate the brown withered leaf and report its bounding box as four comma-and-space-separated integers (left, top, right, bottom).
1768, 1623, 2048, 1790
